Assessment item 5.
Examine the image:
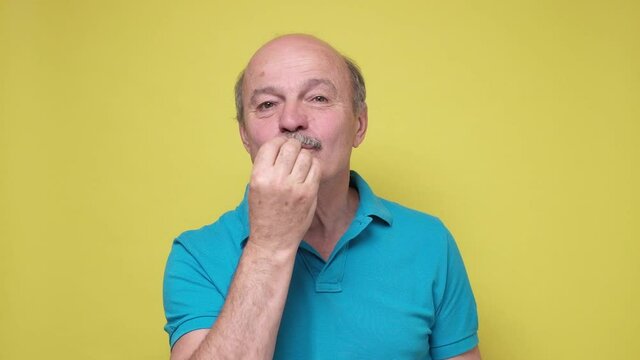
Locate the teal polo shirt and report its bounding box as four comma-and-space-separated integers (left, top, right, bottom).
163, 171, 478, 359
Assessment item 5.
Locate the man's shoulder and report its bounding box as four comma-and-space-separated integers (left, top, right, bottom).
163, 207, 248, 312
371, 195, 456, 254
378, 197, 448, 233
352, 171, 446, 234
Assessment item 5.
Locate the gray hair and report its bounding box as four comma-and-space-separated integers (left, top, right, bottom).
234, 56, 366, 124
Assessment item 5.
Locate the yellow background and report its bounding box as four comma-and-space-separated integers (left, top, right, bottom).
1, 0, 638, 358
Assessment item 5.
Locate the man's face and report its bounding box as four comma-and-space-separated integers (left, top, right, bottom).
239, 36, 367, 182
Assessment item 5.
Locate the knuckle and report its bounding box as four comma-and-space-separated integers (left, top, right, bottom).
258, 142, 274, 154
294, 186, 312, 199
284, 140, 301, 151
250, 172, 269, 188
298, 151, 311, 161
280, 143, 295, 154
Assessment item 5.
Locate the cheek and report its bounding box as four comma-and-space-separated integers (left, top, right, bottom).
319, 132, 355, 164
245, 125, 281, 157
247, 122, 278, 143
323, 123, 357, 149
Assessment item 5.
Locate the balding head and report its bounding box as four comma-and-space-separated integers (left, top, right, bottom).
234, 34, 366, 124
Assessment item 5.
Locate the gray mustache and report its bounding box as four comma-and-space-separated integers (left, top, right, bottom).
286, 132, 322, 150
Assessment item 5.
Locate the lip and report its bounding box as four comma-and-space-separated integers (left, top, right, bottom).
300, 143, 320, 150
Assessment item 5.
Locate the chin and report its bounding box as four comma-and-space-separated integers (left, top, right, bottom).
318, 166, 351, 183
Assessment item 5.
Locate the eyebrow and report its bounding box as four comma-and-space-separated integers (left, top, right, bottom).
301, 78, 337, 94
249, 78, 338, 105
249, 86, 283, 105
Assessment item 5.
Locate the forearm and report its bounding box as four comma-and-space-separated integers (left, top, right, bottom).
189, 240, 297, 360
183, 137, 318, 359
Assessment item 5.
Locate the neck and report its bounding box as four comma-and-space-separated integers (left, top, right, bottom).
304, 170, 359, 258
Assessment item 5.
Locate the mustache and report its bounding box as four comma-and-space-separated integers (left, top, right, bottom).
285, 132, 322, 150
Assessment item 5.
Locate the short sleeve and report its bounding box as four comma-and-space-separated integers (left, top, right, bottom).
429, 230, 479, 360
162, 236, 225, 349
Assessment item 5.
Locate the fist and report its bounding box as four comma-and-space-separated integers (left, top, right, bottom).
247, 136, 321, 254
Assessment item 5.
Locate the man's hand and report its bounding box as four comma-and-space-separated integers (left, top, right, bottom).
171, 137, 322, 360
247, 136, 321, 254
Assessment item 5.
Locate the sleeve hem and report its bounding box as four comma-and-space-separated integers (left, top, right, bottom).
169, 315, 217, 349
431, 332, 479, 360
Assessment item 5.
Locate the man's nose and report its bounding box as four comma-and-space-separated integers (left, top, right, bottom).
279, 102, 308, 133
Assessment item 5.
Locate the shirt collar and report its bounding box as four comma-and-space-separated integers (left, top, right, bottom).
235, 170, 393, 246
349, 170, 393, 226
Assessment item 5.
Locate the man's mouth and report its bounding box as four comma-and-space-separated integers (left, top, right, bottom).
286, 132, 322, 150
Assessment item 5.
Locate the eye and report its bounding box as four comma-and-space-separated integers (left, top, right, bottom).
257, 101, 277, 111
310, 96, 328, 103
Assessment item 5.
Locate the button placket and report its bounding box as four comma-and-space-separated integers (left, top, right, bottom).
314, 216, 372, 293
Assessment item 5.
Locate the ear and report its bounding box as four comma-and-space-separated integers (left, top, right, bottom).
238, 123, 250, 153
352, 104, 368, 148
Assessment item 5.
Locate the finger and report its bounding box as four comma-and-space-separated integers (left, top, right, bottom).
290, 150, 313, 182
253, 137, 288, 170
274, 138, 302, 175
304, 157, 321, 188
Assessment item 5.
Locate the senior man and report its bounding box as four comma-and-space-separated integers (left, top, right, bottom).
163, 34, 480, 360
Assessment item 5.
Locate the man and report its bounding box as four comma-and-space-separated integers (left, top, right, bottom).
163, 34, 480, 360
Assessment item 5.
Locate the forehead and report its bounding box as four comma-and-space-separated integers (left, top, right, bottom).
243, 39, 349, 92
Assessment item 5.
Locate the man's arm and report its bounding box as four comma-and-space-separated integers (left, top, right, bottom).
170, 137, 320, 360
171, 240, 297, 360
